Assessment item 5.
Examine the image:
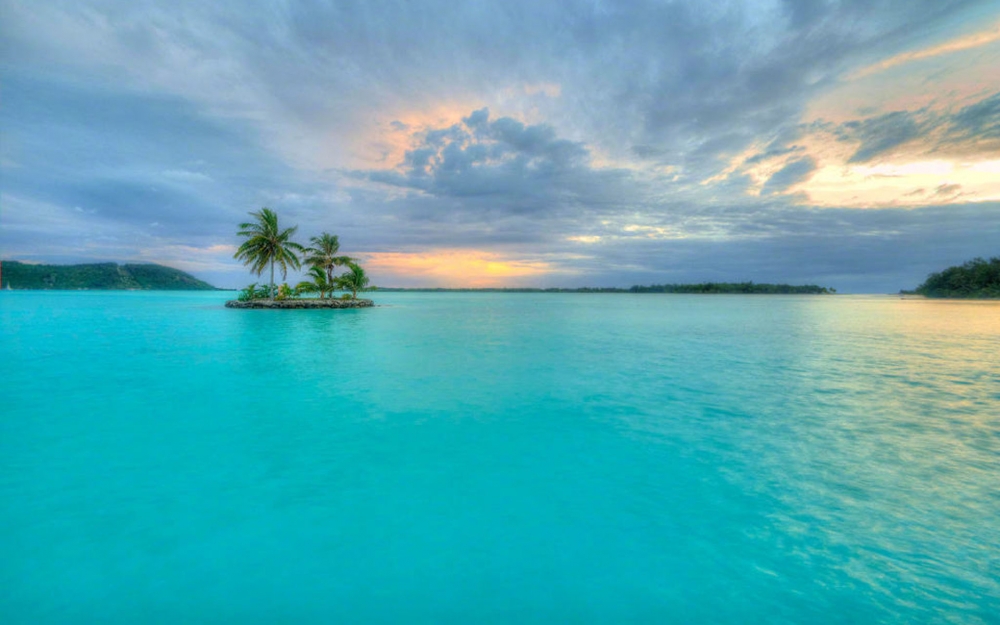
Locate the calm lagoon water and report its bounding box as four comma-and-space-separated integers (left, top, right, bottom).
1, 291, 998, 623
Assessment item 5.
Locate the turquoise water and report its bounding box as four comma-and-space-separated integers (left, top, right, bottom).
2, 291, 999, 623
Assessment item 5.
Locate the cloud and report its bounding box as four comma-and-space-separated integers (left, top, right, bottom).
734, 89, 1000, 206
762, 157, 817, 194
745, 144, 805, 165
3, 0, 991, 175
950, 92, 1000, 140
359, 108, 635, 218
932, 183, 962, 198
853, 20, 1000, 78
840, 111, 924, 163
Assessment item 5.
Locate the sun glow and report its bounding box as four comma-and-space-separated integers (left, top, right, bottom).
791, 159, 1000, 207
360, 249, 553, 287
348, 81, 563, 171
348, 102, 483, 170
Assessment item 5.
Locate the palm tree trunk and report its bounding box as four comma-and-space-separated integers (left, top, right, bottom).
269, 260, 275, 300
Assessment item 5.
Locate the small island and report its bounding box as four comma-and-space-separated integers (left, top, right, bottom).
225, 298, 373, 309
228, 208, 375, 309
905, 257, 1000, 299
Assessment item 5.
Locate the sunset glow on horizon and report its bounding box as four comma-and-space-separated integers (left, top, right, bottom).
361, 249, 557, 288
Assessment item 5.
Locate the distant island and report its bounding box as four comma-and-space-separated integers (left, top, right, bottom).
380, 282, 834, 294
905, 257, 1000, 298
0, 261, 217, 291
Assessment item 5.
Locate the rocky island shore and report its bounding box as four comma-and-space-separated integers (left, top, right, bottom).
225, 298, 374, 309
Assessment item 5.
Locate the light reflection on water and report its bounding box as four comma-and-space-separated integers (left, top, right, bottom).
782, 299, 999, 613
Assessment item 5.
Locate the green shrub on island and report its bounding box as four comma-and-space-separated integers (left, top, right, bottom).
913, 257, 1000, 298
336, 262, 372, 300
276, 283, 297, 300
296, 266, 338, 299
237, 283, 272, 301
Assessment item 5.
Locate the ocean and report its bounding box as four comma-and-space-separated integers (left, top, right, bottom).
2, 291, 998, 623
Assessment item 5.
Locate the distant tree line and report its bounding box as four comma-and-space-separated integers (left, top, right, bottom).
628, 282, 833, 294
380, 282, 833, 294
911, 257, 1000, 298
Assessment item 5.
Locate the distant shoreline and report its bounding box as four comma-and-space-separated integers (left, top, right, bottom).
378, 283, 834, 294
2, 261, 836, 294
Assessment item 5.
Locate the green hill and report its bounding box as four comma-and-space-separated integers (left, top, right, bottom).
912, 257, 1000, 298
1, 261, 217, 290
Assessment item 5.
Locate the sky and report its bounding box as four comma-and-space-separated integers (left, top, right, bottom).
1, 0, 999, 292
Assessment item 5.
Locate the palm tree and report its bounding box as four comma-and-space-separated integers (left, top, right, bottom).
234, 208, 304, 299
337, 262, 371, 299
295, 266, 336, 299
303, 233, 354, 285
